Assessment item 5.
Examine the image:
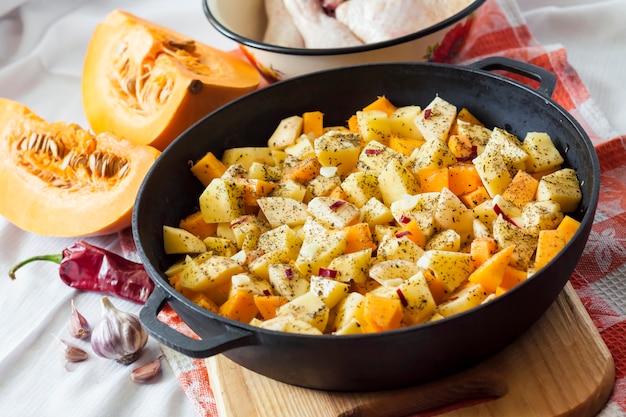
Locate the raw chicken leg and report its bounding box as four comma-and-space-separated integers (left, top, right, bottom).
283, 0, 363, 48
335, 0, 473, 44
263, 0, 305, 48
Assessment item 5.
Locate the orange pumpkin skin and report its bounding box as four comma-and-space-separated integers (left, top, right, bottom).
82, 10, 261, 151
0, 98, 160, 237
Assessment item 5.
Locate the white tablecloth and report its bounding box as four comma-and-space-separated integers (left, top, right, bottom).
0, 1, 624, 416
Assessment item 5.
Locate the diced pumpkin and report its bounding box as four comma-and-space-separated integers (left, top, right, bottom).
388, 136, 425, 156
0, 98, 160, 237
556, 215, 581, 242
302, 111, 324, 138
468, 245, 516, 293
362, 96, 397, 116
417, 166, 449, 193
396, 219, 426, 248
362, 293, 403, 333
281, 155, 321, 184
179, 210, 217, 239
253, 295, 289, 320
190, 151, 227, 186
343, 222, 378, 253
82, 9, 260, 150
219, 290, 259, 323
460, 186, 490, 209
496, 265, 528, 295
535, 229, 567, 270
448, 163, 482, 196
501, 169, 539, 209
470, 236, 498, 268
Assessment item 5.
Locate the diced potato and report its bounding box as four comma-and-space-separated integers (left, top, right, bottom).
256, 224, 303, 259
276, 291, 330, 332
268, 115, 303, 150
376, 234, 425, 262
521, 200, 564, 237
229, 273, 273, 298
390, 192, 440, 238
247, 249, 292, 280
435, 283, 488, 317
221, 147, 275, 170
327, 248, 373, 284
492, 216, 538, 270
284, 134, 315, 160
314, 130, 361, 176
472, 146, 513, 198
415, 96, 457, 142
295, 230, 348, 277
411, 138, 457, 171
342, 172, 381, 208
536, 168, 582, 213
268, 263, 310, 300
333, 292, 366, 331
305, 175, 341, 201
357, 140, 408, 176
425, 229, 461, 251
522, 132, 564, 173
269, 179, 307, 201
361, 197, 394, 226
163, 225, 207, 254
333, 317, 363, 335
255, 315, 323, 335
357, 110, 391, 143
180, 255, 244, 292
257, 196, 310, 228
307, 197, 360, 229
486, 128, 529, 176
310, 275, 350, 308
434, 187, 474, 243
199, 178, 246, 224
248, 161, 282, 182
378, 158, 421, 206
455, 120, 491, 154
388, 105, 423, 139
369, 259, 423, 285
203, 236, 237, 256
416, 250, 474, 293
398, 271, 437, 325
230, 215, 271, 249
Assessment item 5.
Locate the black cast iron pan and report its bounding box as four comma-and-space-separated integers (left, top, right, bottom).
133, 56, 600, 391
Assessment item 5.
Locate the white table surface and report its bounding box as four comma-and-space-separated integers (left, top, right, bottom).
0, 1, 624, 416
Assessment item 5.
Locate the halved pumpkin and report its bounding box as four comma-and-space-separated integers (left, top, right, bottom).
82, 10, 261, 151
0, 98, 160, 237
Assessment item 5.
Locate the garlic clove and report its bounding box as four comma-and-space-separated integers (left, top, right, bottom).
90, 296, 148, 365
69, 299, 91, 339
130, 355, 163, 382
54, 335, 88, 362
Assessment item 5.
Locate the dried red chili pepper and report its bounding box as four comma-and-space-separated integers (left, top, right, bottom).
8, 240, 154, 304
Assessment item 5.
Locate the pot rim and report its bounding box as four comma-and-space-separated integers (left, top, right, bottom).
202, 0, 487, 56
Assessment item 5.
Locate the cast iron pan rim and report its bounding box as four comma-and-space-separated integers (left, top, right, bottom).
202, 0, 487, 56
133, 58, 600, 340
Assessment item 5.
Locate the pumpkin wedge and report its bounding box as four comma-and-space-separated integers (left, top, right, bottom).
0, 98, 160, 237
82, 10, 260, 151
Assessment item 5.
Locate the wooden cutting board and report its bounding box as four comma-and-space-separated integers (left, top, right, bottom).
206, 283, 615, 417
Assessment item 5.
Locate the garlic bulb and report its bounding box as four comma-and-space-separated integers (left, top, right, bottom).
91, 296, 148, 365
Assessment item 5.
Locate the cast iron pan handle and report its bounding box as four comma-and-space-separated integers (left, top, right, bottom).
140, 285, 256, 358
469, 56, 557, 99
